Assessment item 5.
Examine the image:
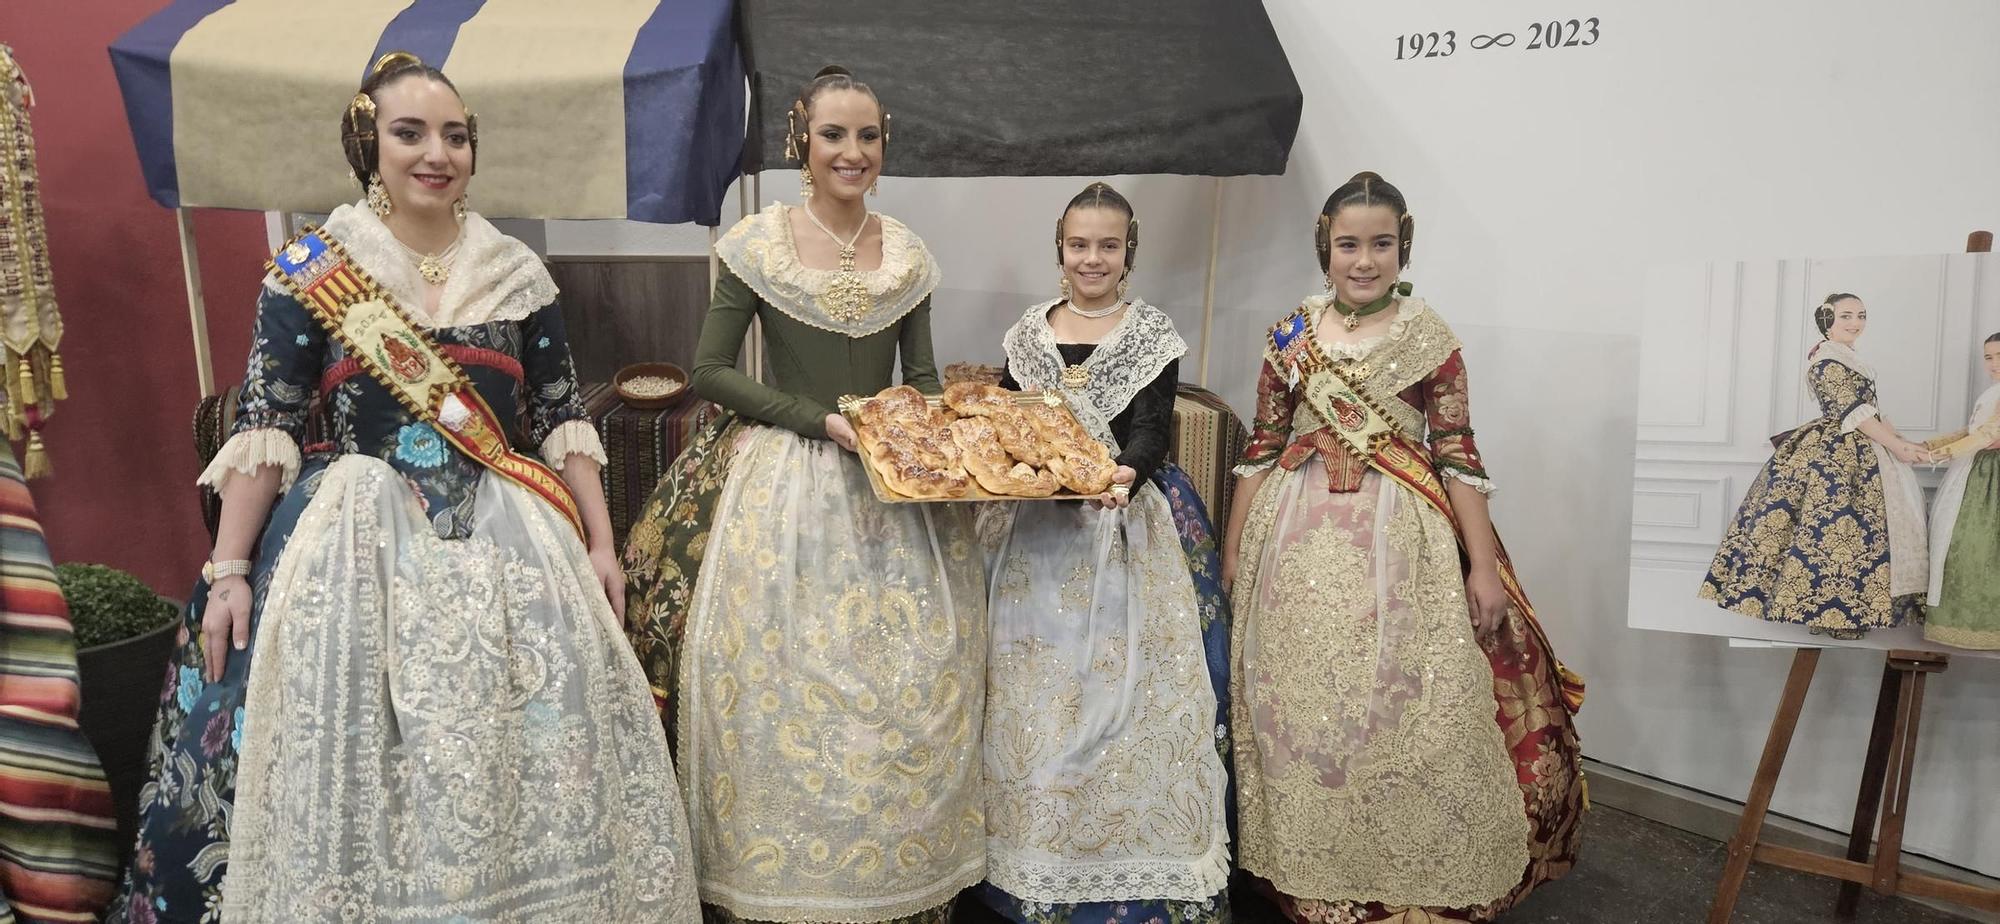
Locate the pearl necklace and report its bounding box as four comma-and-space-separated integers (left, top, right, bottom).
802, 202, 874, 323
1064, 299, 1126, 320
396, 234, 462, 286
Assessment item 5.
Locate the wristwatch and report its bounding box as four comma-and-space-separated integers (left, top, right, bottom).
202, 559, 253, 582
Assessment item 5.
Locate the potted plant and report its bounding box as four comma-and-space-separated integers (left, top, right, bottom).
58, 562, 179, 854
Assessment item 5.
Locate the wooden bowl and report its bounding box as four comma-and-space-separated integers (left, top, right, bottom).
614, 362, 691, 410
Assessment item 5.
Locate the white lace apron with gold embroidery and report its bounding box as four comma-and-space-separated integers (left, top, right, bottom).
982, 302, 1230, 903
679, 209, 986, 922
225, 456, 701, 922
1230, 300, 1530, 909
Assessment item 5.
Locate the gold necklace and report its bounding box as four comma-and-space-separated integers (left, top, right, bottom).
802, 202, 873, 323
396, 234, 462, 286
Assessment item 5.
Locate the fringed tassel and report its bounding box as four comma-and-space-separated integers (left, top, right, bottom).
1, 350, 22, 441
23, 430, 49, 479
46, 348, 64, 400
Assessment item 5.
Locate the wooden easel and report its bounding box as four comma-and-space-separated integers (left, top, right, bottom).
1708, 230, 2000, 922
1705, 648, 2000, 921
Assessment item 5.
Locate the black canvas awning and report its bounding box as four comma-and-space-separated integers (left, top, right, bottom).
739, 1, 1302, 178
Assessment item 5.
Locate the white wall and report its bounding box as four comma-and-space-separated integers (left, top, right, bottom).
550, 0, 2000, 873
1631, 254, 2000, 872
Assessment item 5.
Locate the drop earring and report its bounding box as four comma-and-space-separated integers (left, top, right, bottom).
799, 165, 814, 199
869, 177, 879, 197
1117, 276, 1130, 300
453, 193, 468, 224
1059, 276, 1072, 301
367, 173, 392, 217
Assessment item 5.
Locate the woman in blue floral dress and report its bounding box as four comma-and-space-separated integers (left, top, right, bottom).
108, 53, 697, 923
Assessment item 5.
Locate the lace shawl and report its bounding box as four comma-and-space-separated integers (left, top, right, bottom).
1002, 299, 1187, 451
713, 202, 941, 337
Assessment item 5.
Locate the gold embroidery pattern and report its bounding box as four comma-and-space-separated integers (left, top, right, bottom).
680, 426, 987, 922
224, 456, 700, 921
983, 486, 1230, 903
1230, 462, 1528, 908
1701, 354, 1922, 630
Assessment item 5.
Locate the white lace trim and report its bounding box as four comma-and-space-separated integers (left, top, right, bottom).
985, 837, 1232, 904
540, 420, 608, 471
1001, 299, 1187, 449
1232, 458, 1279, 478
197, 427, 302, 493
1810, 338, 1876, 378
1841, 402, 1879, 434
1446, 468, 1498, 495
1302, 293, 1421, 360
264, 202, 558, 329
713, 202, 940, 338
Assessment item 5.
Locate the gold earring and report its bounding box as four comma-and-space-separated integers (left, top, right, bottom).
1322, 274, 1335, 294
869, 177, 879, 197
1059, 276, 1072, 300
800, 165, 814, 199
454, 194, 468, 224
1117, 277, 1130, 299
366, 173, 391, 217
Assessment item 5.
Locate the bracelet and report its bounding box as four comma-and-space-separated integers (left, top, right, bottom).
202, 559, 253, 582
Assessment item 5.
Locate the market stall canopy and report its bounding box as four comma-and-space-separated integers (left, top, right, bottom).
109, 0, 743, 224
738, 0, 1301, 178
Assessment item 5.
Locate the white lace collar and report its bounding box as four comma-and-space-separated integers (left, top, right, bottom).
264, 202, 558, 329
1002, 298, 1186, 448
1303, 293, 1428, 361
713, 202, 941, 337
1809, 339, 1875, 378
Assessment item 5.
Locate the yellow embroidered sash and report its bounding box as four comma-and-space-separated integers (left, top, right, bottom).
270, 227, 584, 540
1267, 306, 1405, 462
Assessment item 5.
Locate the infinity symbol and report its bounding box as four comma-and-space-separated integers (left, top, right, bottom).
1470, 33, 1516, 49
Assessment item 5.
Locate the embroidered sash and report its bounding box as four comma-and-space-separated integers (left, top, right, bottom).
1273, 305, 1586, 714
270, 227, 585, 539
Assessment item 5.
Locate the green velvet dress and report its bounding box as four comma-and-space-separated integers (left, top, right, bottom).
1924, 381, 2000, 649
624, 203, 984, 924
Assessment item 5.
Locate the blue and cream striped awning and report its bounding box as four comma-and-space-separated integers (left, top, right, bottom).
109, 0, 744, 225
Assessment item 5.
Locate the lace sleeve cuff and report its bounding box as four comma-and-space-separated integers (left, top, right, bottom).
196, 428, 301, 493
541, 419, 608, 471
1446, 468, 1498, 495
1232, 458, 1279, 478
1841, 403, 1879, 434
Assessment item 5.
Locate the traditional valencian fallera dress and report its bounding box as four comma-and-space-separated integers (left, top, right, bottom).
110, 204, 699, 923
974, 299, 1232, 924
1923, 381, 2000, 649
624, 203, 986, 924
1701, 339, 1927, 634
1231, 295, 1583, 923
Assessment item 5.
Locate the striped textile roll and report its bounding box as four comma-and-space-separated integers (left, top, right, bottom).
1169, 383, 1248, 532
0, 447, 119, 922
108, 0, 744, 224
582, 382, 714, 553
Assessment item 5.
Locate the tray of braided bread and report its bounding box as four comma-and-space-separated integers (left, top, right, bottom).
837, 382, 1117, 502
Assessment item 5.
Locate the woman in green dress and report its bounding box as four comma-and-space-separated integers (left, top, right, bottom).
623, 66, 985, 924
1924, 332, 2000, 649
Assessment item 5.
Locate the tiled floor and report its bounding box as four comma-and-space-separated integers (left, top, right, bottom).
953, 806, 1977, 923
